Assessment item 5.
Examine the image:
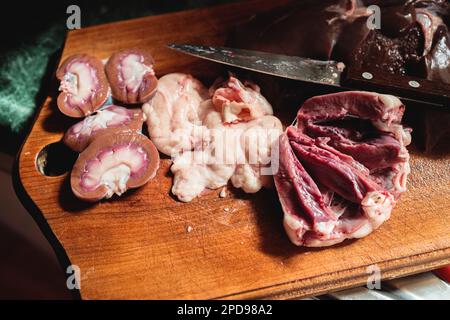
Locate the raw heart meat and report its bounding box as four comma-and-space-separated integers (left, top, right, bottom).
274, 91, 411, 247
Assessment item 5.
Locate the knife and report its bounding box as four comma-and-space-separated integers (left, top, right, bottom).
168, 44, 450, 108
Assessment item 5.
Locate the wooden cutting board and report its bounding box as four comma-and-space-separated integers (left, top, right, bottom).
15, 0, 450, 299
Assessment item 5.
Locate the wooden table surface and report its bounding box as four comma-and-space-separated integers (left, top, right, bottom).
15, 0, 450, 299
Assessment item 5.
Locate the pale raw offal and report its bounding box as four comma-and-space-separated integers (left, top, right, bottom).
143, 73, 212, 157
143, 74, 283, 202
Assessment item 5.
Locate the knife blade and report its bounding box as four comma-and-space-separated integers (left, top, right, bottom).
168, 44, 450, 108
167, 44, 343, 86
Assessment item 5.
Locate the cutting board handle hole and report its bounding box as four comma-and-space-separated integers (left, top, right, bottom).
36, 142, 78, 177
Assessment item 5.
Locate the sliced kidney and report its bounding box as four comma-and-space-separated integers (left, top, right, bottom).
56, 54, 110, 117
63, 105, 145, 152
71, 129, 159, 202
105, 48, 158, 104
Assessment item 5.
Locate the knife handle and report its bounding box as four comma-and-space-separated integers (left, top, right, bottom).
343, 66, 450, 106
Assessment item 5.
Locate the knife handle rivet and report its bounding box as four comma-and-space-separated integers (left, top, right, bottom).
362, 72, 373, 80
408, 80, 420, 88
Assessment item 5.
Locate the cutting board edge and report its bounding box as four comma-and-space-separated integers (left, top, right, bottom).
13, 139, 81, 300
219, 248, 450, 299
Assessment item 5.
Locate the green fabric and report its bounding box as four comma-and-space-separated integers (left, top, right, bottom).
0, 1, 231, 134
0, 25, 64, 133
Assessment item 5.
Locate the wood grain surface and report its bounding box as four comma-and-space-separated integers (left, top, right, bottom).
15, 0, 450, 299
